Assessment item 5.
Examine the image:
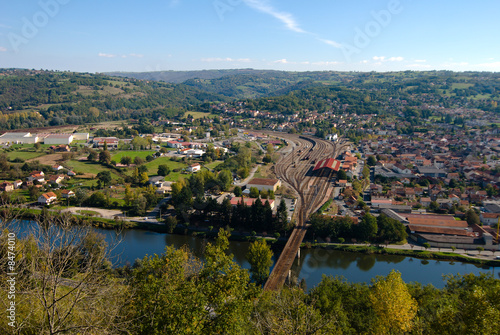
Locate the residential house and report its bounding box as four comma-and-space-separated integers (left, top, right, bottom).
13, 180, 22, 189
38, 192, 57, 205
48, 175, 65, 185
27, 172, 45, 184
0, 182, 14, 192
187, 163, 201, 173
479, 212, 500, 226
61, 190, 75, 198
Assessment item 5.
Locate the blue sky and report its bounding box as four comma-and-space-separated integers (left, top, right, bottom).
0, 0, 499, 73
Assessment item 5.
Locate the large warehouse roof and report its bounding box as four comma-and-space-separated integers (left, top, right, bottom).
313, 158, 341, 172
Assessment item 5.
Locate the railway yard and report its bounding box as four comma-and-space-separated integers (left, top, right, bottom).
264, 133, 350, 291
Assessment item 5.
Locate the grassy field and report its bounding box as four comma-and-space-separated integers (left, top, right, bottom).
451, 83, 473, 89
204, 160, 224, 170
111, 150, 156, 162
143, 157, 187, 181
64, 160, 122, 180
184, 111, 216, 120
6, 151, 45, 161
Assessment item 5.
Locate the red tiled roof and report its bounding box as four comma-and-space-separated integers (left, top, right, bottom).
313, 158, 341, 172
230, 197, 274, 207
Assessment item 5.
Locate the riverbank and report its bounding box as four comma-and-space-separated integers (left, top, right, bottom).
302, 242, 500, 267
11, 207, 500, 268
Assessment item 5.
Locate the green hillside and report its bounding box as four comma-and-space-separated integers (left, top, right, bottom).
0, 69, 225, 130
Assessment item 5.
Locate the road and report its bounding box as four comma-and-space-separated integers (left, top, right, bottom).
234, 165, 259, 187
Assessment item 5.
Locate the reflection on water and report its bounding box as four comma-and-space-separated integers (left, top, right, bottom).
291, 248, 500, 289
12, 221, 500, 289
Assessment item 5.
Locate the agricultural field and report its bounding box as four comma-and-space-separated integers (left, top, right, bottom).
64, 160, 122, 179
27, 153, 65, 166
6, 151, 45, 161
143, 157, 188, 182
111, 150, 156, 162
183, 111, 216, 120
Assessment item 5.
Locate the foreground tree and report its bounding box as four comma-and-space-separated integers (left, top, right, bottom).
246, 239, 273, 285
369, 270, 417, 334
251, 288, 339, 334
0, 211, 130, 334
131, 229, 257, 334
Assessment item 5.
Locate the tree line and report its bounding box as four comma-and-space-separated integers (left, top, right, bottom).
1, 210, 498, 334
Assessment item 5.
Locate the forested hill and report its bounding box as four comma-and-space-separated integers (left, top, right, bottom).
0, 69, 225, 130
105, 68, 273, 83
104, 69, 500, 101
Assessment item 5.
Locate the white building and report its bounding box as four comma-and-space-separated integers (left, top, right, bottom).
0, 132, 39, 144
185, 149, 205, 158
38, 192, 57, 205
246, 178, 281, 192
44, 134, 74, 145
187, 163, 201, 173
326, 134, 338, 141
72, 133, 89, 141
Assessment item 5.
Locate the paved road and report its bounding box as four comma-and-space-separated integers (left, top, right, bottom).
345, 241, 500, 261
234, 165, 259, 187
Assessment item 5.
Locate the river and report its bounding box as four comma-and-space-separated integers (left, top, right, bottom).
97, 228, 499, 289
13, 222, 500, 289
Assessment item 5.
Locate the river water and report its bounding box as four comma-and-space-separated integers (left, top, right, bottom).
97, 228, 499, 289
13, 222, 500, 289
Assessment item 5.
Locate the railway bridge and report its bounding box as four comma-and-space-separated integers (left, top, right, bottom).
263, 133, 349, 291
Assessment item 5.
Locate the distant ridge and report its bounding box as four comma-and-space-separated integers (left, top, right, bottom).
104, 69, 283, 84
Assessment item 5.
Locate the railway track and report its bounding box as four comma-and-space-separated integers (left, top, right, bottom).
263, 132, 343, 291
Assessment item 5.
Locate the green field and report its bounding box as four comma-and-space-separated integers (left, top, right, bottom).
111, 150, 156, 162
183, 111, 216, 120
6, 151, 45, 161
64, 160, 121, 179
451, 83, 473, 89
204, 160, 224, 170
143, 157, 187, 181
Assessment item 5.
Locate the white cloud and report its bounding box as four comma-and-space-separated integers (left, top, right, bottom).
243, 1, 343, 50
414, 59, 426, 63
475, 61, 500, 71
388, 56, 404, 62
312, 61, 340, 66
273, 58, 293, 64
408, 63, 432, 69
98, 53, 116, 58
243, 0, 304, 33
372, 56, 403, 62
0, 46, 6, 52
99, 52, 144, 59
317, 38, 342, 49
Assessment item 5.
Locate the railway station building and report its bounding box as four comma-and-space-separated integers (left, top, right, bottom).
313, 158, 341, 172
246, 178, 281, 192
